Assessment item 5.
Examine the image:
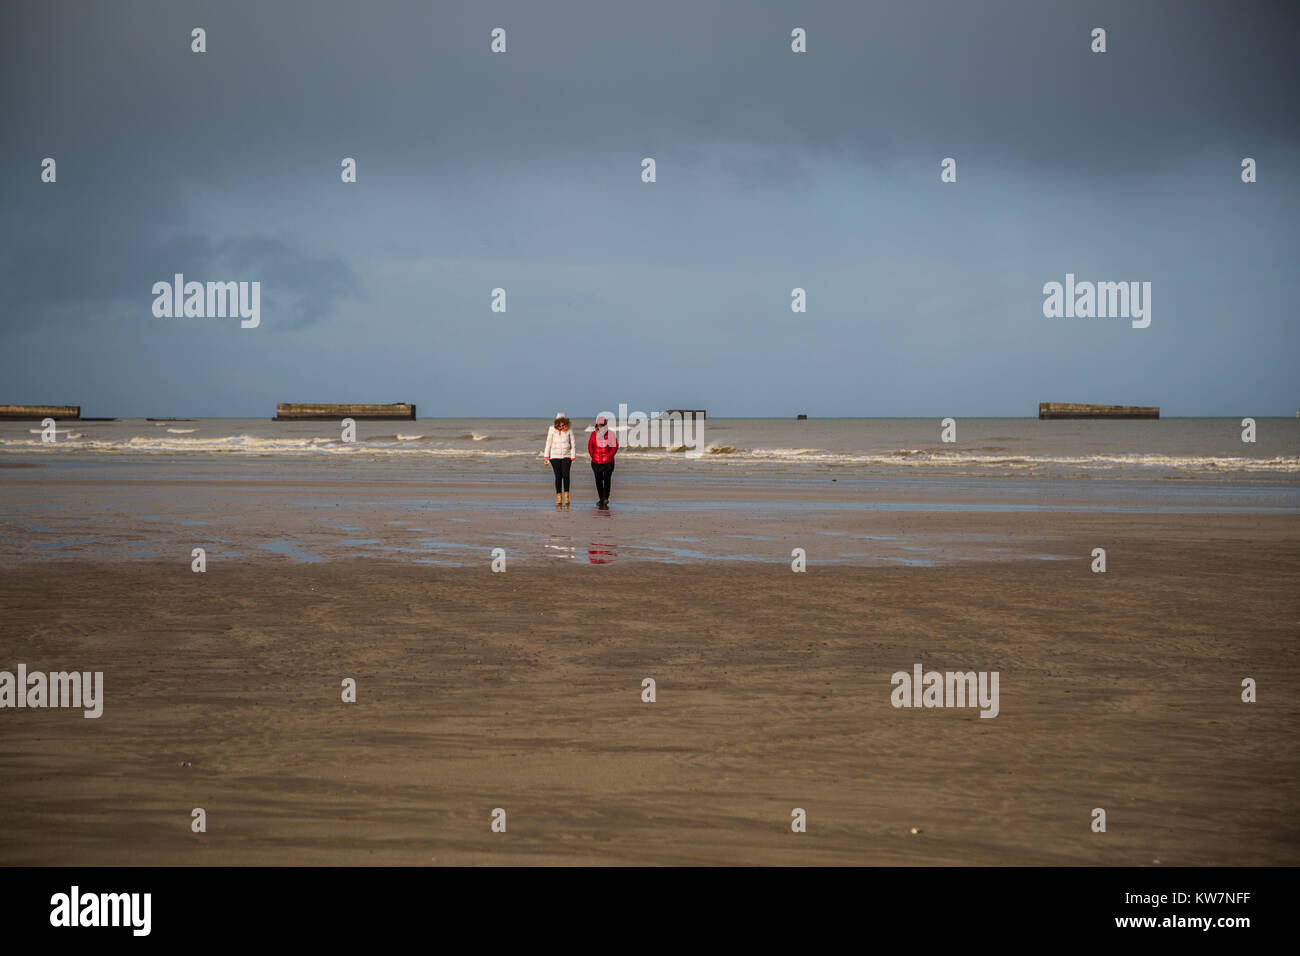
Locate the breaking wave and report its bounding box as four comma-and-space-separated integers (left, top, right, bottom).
0, 433, 1295, 474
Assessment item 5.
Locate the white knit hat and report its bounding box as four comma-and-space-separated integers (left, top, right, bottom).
554, 412, 566, 419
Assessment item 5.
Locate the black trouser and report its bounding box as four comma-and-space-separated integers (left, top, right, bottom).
550, 458, 572, 493
591, 461, 615, 500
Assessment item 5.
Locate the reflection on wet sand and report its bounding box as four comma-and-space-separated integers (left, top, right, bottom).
588, 543, 617, 564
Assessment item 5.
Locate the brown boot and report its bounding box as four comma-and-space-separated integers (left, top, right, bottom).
562, 491, 570, 508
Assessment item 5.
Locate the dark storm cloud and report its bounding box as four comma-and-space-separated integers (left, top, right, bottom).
210, 235, 365, 329
3, 0, 1297, 178
0, 1, 1296, 416
0, 185, 362, 331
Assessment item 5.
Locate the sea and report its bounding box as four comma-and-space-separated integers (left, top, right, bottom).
1, 417, 1296, 483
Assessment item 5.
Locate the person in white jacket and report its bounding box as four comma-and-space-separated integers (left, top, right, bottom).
542, 412, 576, 508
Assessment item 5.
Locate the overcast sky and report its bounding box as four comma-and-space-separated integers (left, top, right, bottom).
2, 0, 1296, 417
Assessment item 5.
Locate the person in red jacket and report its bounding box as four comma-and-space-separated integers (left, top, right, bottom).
587, 414, 618, 508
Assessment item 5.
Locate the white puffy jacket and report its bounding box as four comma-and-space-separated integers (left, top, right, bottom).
543, 425, 576, 459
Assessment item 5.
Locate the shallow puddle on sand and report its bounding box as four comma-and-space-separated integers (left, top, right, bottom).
261, 540, 324, 562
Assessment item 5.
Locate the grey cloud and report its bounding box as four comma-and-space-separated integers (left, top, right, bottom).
0, 0, 1296, 416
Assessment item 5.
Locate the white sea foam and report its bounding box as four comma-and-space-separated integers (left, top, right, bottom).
1, 431, 1296, 474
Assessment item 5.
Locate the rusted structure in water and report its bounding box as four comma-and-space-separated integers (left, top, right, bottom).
1038, 403, 1159, 419
0, 404, 80, 420
275, 403, 416, 421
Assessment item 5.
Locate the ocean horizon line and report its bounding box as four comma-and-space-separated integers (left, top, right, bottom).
6, 413, 1299, 421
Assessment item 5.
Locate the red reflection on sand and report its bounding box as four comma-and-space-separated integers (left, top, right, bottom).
588, 543, 617, 564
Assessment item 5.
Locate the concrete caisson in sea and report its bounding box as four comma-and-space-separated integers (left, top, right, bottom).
0, 404, 81, 420
1038, 403, 1159, 420
274, 403, 417, 421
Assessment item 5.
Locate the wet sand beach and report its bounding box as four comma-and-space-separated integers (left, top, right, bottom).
1, 471, 1296, 865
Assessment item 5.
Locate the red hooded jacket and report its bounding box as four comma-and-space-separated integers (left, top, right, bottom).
588, 426, 619, 464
